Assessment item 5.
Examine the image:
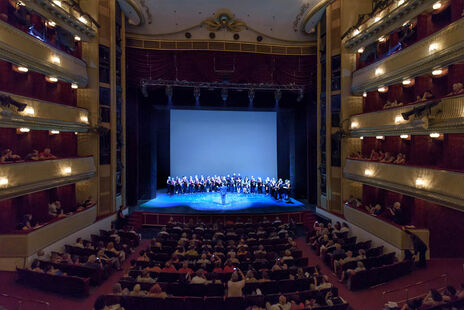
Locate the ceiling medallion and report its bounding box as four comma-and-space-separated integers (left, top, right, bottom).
200, 9, 247, 32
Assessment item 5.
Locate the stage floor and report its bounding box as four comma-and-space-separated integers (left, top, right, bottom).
138, 192, 307, 214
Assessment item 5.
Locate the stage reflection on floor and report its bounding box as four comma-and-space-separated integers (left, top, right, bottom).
138, 192, 307, 214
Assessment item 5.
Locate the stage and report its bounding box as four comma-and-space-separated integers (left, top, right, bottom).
137, 192, 307, 214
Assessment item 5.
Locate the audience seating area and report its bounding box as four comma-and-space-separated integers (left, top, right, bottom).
16, 228, 140, 297
308, 221, 413, 291
97, 218, 349, 310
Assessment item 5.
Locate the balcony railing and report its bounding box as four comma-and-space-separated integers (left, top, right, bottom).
344, 0, 437, 52
0, 91, 90, 132
344, 159, 464, 212
0, 19, 88, 87
0, 204, 97, 258
349, 95, 464, 136
21, 0, 97, 41
0, 157, 96, 200
352, 17, 464, 93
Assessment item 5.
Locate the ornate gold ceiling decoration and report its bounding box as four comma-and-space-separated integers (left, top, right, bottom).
200, 9, 247, 32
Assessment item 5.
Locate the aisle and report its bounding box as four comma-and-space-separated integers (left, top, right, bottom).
295, 238, 464, 310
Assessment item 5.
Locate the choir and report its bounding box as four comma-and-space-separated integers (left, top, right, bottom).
166, 174, 292, 201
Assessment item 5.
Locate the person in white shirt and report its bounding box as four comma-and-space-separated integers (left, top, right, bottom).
266, 295, 291, 310
227, 268, 245, 297
316, 275, 332, 290
190, 269, 208, 284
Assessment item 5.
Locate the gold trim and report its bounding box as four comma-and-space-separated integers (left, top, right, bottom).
300, 0, 334, 32
116, 0, 145, 26
126, 37, 316, 55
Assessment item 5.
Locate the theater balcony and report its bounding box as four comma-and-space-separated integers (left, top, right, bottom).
349, 94, 464, 136
342, 204, 430, 258
344, 0, 437, 53
0, 91, 90, 132
0, 156, 96, 200
351, 17, 464, 93
0, 19, 87, 86
343, 159, 464, 212
20, 0, 97, 41
0, 204, 96, 261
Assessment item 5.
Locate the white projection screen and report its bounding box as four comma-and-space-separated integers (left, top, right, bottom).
170, 109, 277, 179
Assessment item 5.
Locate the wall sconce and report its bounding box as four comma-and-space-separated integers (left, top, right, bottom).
395, 116, 403, 124
402, 78, 415, 87
52, 0, 62, 7
12, 65, 28, 73
78, 16, 88, 24
415, 178, 426, 187
362, 92, 367, 97
71, 83, 78, 89
45, 76, 58, 83
17, 127, 30, 134
400, 134, 410, 140
376, 136, 385, 140
429, 43, 438, 52
378, 36, 386, 43
50, 55, 61, 64
80, 115, 88, 123
49, 130, 60, 135
360, 136, 364, 140
358, 47, 365, 53
432, 1, 441, 10
364, 169, 374, 176
429, 133, 443, 140
46, 20, 56, 28
0, 177, 8, 187
432, 68, 447, 77
374, 16, 381, 23
353, 29, 360, 36
398, 0, 405, 5
63, 167, 72, 175
23, 106, 35, 115
378, 86, 388, 93
375, 68, 384, 76
351, 121, 359, 129
74, 35, 81, 42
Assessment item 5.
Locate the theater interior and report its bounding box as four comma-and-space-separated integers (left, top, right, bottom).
0, 0, 463, 309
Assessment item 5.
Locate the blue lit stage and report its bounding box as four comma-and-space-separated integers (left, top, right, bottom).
138, 192, 307, 214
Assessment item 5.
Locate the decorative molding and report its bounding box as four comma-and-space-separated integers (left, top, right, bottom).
126, 37, 316, 56
0, 157, 96, 201
344, 0, 436, 52
0, 20, 88, 87
116, 0, 144, 26
0, 91, 90, 132
0, 205, 97, 257
344, 159, 464, 212
301, 0, 334, 33
21, 0, 97, 41
200, 9, 247, 32
352, 18, 464, 93
349, 95, 464, 136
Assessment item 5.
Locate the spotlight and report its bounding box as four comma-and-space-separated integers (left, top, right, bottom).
351, 122, 359, 129
248, 89, 255, 105
362, 92, 367, 98
209, 32, 216, 39
360, 136, 364, 140
78, 16, 88, 24
375, 68, 384, 76
394, 116, 403, 124
80, 115, 88, 123
63, 167, 72, 175
364, 169, 374, 176
0, 177, 8, 186
353, 29, 360, 36
415, 178, 425, 187
53, 0, 62, 7
51, 55, 61, 64
398, 0, 405, 5
374, 16, 381, 23
233, 33, 240, 40
185, 32, 192, 39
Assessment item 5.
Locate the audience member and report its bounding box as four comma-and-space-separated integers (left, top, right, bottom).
39, 148, 56, 159
227, 268, 245, 297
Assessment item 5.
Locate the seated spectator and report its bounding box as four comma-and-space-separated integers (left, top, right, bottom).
380, 152, 395, 163
266, 295, 291, 310
197, 253, 211, 265
161, 261, 177, 273
332, 243, 345, 257
185, 246, 199, 258
30, 260, 43, 272
48, 200, 63, 217
45, 264, 65, 276
157, 227, 169, 238
190, 269, 208, 284
422, 289, 444, 307
17, 214, 38, 230
213, 261, 224, 273
178, 261, 194, 275
273, 216, 282, 226
443, 285, 457, 302
365, 203, 383, 216
281, 250, 294, 262
137, 270, 155, 283
388, 202, 405, 225
254, 244, 267, 256
148, 283, 167, 298
289, 296, 305, 310
39, 148, 56, 159
74, 238, 84, 248
325, 290, 343, 306
334, 250, 356, 273
447, 82, 464, 96
25, 149, 40, 161
316, 275, 332, 290
416, 90, 434, 102
97, 249, 121, 270
340, 223, 350, 233
227, 268, 246, 297
0, 148, 21, 163
107, 241, 125, 262
237, 246, 248, 257
85, 255, 102, 269
229, 252, 240, 265
129, 284, 146, 296
393, 153, 406, 164
112, 283, 129, 296
136, 250, 149, 262
245, 270, 258, 282
260, 270, 272, 282
339, 261, 365, 282
369, 149, 380, 161
208, 272, 222, 284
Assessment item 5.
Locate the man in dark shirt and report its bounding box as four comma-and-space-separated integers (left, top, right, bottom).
404, 229, 427, 268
